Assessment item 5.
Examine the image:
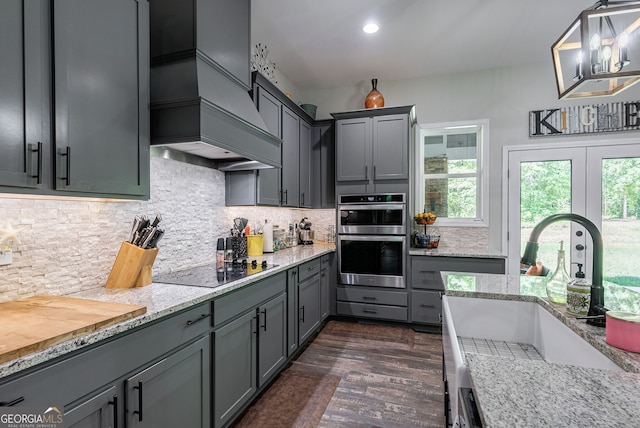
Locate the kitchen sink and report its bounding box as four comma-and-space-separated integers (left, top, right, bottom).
442, 295, 621, 425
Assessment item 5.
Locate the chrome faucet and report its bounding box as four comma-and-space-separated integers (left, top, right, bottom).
520, 213, 607, 327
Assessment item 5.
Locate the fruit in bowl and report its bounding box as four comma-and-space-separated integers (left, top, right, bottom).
414, 212, 437, 225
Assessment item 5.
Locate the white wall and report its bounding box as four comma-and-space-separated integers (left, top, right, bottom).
300, 61, 640, 250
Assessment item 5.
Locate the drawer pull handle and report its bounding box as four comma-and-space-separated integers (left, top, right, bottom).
133, 381, 143, 421
108, 395, 119, 428
186, 313, 211, 326
362, 309, 377, 314
420, 304, 436, 308
300, 305, 305, 322
0, 397, 24, 407
362, 296, 377, 301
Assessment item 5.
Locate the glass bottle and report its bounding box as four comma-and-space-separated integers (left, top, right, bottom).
546, 240, 571, 304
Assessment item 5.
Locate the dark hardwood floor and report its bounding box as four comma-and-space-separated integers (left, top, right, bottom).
237, 319, 445, 428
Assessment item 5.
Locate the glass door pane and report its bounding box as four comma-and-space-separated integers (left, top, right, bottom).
600, 156, 640, 286
519, 160, 572, 275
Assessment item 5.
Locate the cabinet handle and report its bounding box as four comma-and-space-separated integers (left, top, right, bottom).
373, 165, 376, 179
0, 397, 24, 407
438, 291, 444, 299
438, 313, 443, 323
186, 313, 211, 326
365, 165, 368, 180
301, 193, 305, 205
261, 308, 267, 331
300, 305, 305, 322
108, 395, 119, 428
362, 309, 377, 314
133, 381, 143, 421
60, 146, 71, 186
283, 189, 288, 205
362, 296, 377, 301
420, 304, 436, 308
29, 142, 43, 185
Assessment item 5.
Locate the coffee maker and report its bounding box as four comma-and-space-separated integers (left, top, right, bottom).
298, 217, 314, 245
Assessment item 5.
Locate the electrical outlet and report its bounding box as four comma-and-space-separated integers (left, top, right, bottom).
0, 250, 12, 266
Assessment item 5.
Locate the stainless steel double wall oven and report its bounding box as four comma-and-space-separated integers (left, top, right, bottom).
337, 193, 406, 288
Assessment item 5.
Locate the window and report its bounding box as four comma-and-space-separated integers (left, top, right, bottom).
415, 120, 489, 226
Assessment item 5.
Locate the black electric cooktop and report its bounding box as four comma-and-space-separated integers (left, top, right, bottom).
153, 259, 279, 288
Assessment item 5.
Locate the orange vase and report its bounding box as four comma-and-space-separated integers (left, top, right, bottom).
365, 78, 385, 109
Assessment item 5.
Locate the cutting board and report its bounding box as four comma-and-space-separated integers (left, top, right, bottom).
0, 295, 147, 364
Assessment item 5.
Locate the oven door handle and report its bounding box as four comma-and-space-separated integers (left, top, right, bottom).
338, 204, 405, 211
338, 235, 405, 242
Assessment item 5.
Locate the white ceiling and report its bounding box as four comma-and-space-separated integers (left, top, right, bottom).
251, 0, 591, 90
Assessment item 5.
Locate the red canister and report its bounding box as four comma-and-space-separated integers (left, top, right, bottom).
606, 311, 640, 353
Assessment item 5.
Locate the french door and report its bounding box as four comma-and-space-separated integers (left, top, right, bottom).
506, 141, 640, 287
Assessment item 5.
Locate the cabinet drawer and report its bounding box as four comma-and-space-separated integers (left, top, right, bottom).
214, 272, 286, 326
337, 287, 407, 306
411, 256, 505, 290
411, 290, 443, 324
298, 258, 321, 282
320, 254, 331, 270
337, 302, 407, 322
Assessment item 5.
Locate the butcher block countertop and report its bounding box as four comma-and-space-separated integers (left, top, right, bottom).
0, 295, 146, 365
0, 244, 335, 380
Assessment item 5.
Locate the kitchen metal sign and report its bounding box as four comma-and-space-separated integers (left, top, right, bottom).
529, 101, 640, 137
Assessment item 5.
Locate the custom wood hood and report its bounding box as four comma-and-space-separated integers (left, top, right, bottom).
0, 295, 146, 364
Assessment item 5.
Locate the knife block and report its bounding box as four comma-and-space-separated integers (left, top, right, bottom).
106, 242, 159, 288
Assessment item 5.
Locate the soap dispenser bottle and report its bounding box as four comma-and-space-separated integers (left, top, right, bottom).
546, 240, 571, 304
566, 263, 591, 315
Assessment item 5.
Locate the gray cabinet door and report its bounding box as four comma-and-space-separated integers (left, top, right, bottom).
126, 336, 210, 428
255, 86, 282, 206
320, 264, 330, 321
299, 120, 312, 207
411, 290, 443, 325
214, 311, 256, 428
0, 1, 47, 189
336, 117, 370, 181
257, 293, 287, 387
281, 106, 300, 207
65, 386, 119, 428
373, 114, 409, 180
298, 274, 321, 344
311, 122, 336, 208
257, 168, 281, 206
52, 0, 149, 198
286, 269, 298, 357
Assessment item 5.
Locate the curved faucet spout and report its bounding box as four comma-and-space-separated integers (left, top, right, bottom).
520, 213, 606, 325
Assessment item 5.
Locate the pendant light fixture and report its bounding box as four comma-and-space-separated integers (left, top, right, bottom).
552, 0, 640, 99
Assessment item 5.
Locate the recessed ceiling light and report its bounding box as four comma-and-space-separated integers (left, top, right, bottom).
363, 23, 379, 34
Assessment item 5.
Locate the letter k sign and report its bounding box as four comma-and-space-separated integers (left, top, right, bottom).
531, 109, 562, 136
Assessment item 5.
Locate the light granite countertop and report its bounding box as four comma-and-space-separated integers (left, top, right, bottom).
444, 271, 640, 427
409, 247, 506, 258
0, 244, 335, 380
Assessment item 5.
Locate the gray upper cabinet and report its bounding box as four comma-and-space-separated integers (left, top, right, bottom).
0, 0, 150, 199
311, 121, 336, 209
299, 120, 312, 208
53, 0, 150, 198
332, 105, 415, 193
0, 1, 48, 190
281, 106, 300, 207
255, 86, 282, 206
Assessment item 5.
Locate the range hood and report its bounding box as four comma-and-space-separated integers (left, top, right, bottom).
149, 0, 281, 171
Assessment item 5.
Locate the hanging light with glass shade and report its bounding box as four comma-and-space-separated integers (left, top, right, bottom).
552, 0, 640, 99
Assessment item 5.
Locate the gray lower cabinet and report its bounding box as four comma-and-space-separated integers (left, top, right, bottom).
125, 337, 210, 428
336, 286, 408, 321
320, 254, 332, 320
298, 258, 322, 344
0, 303, 212, 428
409, 256, 506, 326
212, 272, 287, 428
286, 268, 299, 356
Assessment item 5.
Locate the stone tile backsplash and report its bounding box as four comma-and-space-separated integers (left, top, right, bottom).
0, 155, 487, 303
